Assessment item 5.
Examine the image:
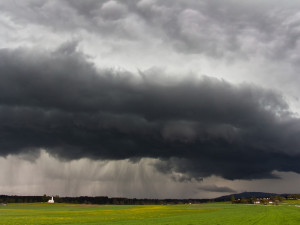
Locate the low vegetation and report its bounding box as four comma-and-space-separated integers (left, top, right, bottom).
1, 201, 300, 225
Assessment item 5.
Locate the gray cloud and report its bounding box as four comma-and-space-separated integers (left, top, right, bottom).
2, 0, 300, 63
1, 46, 300, 180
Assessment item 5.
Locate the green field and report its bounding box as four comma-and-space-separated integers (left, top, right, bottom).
1, 201, 300, 225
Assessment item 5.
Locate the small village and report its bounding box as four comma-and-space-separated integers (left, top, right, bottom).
231, 195, 287, 205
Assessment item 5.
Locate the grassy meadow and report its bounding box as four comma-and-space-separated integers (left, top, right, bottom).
1, 201, 300, 225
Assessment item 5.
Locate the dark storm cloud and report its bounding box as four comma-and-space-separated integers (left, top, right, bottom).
1, 47, 300, 180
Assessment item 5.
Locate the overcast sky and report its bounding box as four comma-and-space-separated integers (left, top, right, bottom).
1, 0, 300, 198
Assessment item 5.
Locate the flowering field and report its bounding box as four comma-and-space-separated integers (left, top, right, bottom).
1, 201, 300, 224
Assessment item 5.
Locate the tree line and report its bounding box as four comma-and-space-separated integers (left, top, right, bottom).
0, 195, 209, 205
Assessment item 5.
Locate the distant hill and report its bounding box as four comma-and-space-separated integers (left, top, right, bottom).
214, 192, 281, 201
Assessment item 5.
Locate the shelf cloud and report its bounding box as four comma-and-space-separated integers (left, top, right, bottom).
1, 47, 300, 181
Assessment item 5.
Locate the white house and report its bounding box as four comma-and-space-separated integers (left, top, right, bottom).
48, 196, 54, 203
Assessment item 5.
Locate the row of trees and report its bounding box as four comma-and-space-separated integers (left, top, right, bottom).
0, 195, 208, 205
287, 194, 300, 199
1, 194, 297, 205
